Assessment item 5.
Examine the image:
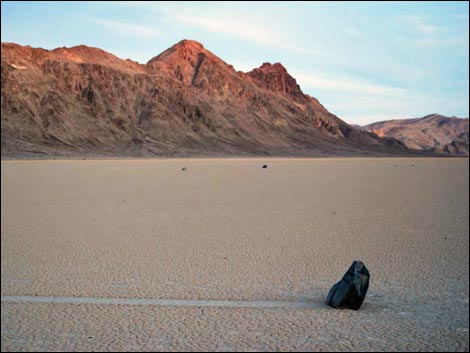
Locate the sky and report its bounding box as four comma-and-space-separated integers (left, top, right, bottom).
1, 1, 469, 125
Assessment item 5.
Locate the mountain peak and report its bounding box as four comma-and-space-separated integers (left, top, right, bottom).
148, 39, 206, 65
258, 62, 288, 73
175, 39, 204, 50
147, 39, 237, 87
247, 62, 304, 102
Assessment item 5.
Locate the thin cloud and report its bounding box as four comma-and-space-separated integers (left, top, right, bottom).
293, 72, 410, 99
396, 15, 441, 34
343, 114, 415, 126
107, 2, 310, 53
95, 19, 160, 38
174, 13, 275, 44
171, 12, 308, 54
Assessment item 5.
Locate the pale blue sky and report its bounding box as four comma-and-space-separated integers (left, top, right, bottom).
1, 1, 468, 124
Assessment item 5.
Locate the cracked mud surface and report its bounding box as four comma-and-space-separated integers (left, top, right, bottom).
1, 158, 468, 351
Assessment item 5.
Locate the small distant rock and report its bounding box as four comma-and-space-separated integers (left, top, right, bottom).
262, 164, 268, 169
326, 260, 370, 310
182, 167, 187, 171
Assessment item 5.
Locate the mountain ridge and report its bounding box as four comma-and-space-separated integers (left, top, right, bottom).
1, 40, 434, 158
361, 114, 469, 155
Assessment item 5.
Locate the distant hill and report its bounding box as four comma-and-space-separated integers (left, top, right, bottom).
1, 40, 432, 158
361, 114, 469, 156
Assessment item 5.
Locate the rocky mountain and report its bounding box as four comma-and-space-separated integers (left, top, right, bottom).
1, 40, 427, 158
362, 114, 469, 156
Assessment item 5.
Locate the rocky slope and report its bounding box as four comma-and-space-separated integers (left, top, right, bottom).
1, 40, 423, 158
362, 114, 469, 156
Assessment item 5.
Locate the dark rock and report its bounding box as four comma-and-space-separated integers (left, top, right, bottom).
262, 164, 268, 169
182, 167, 187, 171
326, 260, 370, 310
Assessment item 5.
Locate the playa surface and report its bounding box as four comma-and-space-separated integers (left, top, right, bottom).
1, 158, 469, 351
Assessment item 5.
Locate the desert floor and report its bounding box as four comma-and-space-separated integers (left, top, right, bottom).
1, 158, 469, 352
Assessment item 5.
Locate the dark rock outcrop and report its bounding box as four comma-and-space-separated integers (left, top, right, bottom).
326, 260, 370, 310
